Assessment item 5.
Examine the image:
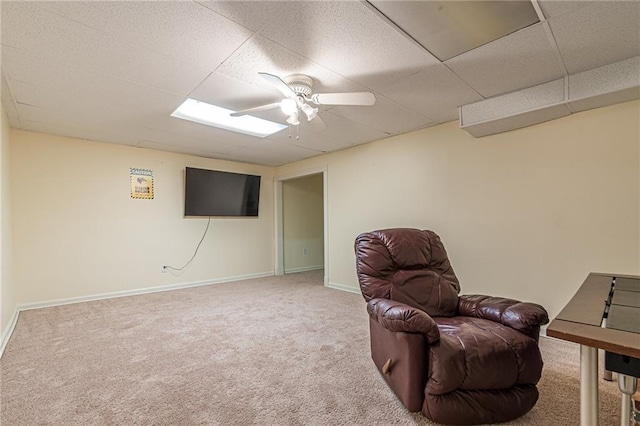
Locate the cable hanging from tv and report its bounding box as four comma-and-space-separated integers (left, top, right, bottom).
163, 216, 211, 272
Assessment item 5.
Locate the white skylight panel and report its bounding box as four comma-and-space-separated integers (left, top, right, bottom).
171, 98, 287, 138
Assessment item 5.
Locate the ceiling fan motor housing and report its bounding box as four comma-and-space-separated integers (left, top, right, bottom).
283, 74, 314, 98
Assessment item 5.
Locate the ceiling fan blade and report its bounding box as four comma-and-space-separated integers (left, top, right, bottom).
308, 114, 327, 131
229, 103, 281, 117
311, 92, 376, 106
259, 72, 297, 100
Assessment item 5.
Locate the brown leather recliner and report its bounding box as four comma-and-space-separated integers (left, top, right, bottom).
355, 228, 549, 425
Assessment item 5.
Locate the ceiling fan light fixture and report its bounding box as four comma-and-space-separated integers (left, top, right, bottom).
301, 103, 318, 121
171, 98, 286, 138
280, 98, 298, 116
286, 113, 300, 126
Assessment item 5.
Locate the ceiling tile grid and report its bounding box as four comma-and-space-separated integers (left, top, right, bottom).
19, 117, 142, 148
44, 1, 255, 72
215, 35, 372, 96
1, 0, 639, 166
538, 0, 590, 19
267, 111, 389, 153
445, 23, 567, 98
222, 139, 324, 167
1, 4, 211, 97
327, 95, 434, 135
188, 71, 285, 113
547, 1, 640, 75
256, 0, 441, 88
369, 63, 484, 124
196, 1, 288, 33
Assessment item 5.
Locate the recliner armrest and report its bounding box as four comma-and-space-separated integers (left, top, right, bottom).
367, 298, 440, 344
458, 294, 549, 338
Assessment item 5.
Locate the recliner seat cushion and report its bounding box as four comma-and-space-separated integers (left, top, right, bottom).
427, 317, 543, 395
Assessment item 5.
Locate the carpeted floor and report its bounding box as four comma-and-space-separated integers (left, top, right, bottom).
0, 271, 623, 425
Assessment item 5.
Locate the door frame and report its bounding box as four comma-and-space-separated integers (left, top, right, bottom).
274, 165, 328, 286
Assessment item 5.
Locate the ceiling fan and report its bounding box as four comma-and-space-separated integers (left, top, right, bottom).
230, 73, 376, 131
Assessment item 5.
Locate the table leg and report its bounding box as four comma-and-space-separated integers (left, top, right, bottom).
581, 345, 599, 425
618, 374, 637, 426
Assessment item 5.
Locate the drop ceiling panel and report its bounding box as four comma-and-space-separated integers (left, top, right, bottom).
98, 1, 253, 70
2, 1, 639, 166
0, 3, 121, 75
217, 36, 370, 95
368, 0, 539, 61
319, 112, 390, 147
149, 116, 263, 150
537, 1, 589, 19
328, 96, 433, 135
196, 1, 288, 32
2, 44, 208, 99
19, 118, 140, 147
549, 2, 640, 75
266, 111, 389, 152
225, 140, 323, 167
7, 66, 184, 121
129, 127, 241, 156
14, 96, 133, 133
369, 63, 482, 124
26, 1, 254, 71
266, 123, 351, 153
188, 72, 279, 112
136, 140, 224, 160
257, 0, 440, 88
29, 1, 122, 32
446, 23, 566, 98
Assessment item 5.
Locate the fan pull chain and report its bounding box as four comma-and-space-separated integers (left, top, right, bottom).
287, 123, 300, 140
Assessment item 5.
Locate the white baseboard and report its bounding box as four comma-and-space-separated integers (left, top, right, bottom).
17, 271, 275, 312
326, 281, 361, 295
0, 308, 19, 359
284, 265, 324, 274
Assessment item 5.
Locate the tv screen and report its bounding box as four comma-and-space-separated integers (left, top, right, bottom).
184, 167, 261, 217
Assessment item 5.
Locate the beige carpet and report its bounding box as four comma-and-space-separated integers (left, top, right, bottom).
0, 271, 623, 425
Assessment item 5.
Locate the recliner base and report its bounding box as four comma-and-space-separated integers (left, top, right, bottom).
369, 318, 427, 412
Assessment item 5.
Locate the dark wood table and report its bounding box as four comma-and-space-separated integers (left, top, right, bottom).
547, 273, 640, 425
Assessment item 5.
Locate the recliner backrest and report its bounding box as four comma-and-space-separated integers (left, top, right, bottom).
355, 228, 460, 317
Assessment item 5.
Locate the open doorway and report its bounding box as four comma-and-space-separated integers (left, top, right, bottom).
274, 167, 328, 286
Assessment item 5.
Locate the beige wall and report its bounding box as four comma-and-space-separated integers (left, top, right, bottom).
11, 130, 275, 305
1, 105, 15, 334
282, 173, 324, 273
6, 100, 640, 320
276, 100, 640, 319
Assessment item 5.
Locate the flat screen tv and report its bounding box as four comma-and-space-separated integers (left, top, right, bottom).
184, 167, 261, 217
